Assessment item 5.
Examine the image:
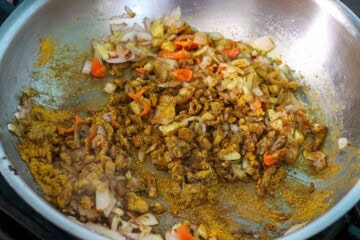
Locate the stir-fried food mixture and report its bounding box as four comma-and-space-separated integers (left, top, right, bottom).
8, 7, 328, 240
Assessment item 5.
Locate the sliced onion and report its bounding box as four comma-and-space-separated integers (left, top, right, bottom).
140, 234, 163, 240
102, 112, 111, 122
132, 22, 145, 32
108, 51, 117, 58
143, 17, 152, 33
15, 105, 31, 120
105, 56, 130, 64
103, 82, 118, 94
103, 193, 117, 217
165, 231, 179, 240
230, 124, 239, 133
138, 147, 146, 162
119, 220, 134, 233
7, 124, 21, 136
193, 32, 208, 45
284, 222, 307, 236
252, 87, 264, 97
112, 207, 125, 216
124, 5, 136, 18
208, 32, 224, 41
85, 222, 126, 240
157, 58, 178, 70
203, 76, 218, 88
249, 36, 275, 52
81, 60, 92, 75
110, 23, 128, 33
199, 56, 212, 69
137, 32, 152, 42
284, 104, 295, 112
158, 81, 182, 88
111, 215, 121, 231
96, 182, 111, 211
192, 45, 209, 57
136, 213, 159, 226
338, 137, 348, 150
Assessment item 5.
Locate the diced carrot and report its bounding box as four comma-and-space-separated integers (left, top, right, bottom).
177, 225, 195, 240
128, 88, 147, 101
91, 57, 106, 78
174, 39, 198, 50
208, 65, 215, 72
85, 124, 97, 155
219, 72, 224, 80
195, 57, 201, 65
170, 69, 193, 82
135, 67, 145, 73
253, 98, 262, 109
216, 65, 227, 73
227, 39, 237, 47
263, 149, 289, 166
278, 107, 286, 113
283, 124, 290, 131
140, 100, 151, 117
57, 115, 85, 135
263, 152, 278, 166
159, 49, 192, 59
223, 47, 240, 59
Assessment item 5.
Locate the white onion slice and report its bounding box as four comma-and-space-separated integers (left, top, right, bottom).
85, 222, 126, 240
81, 60, 92, 75
338, 137, 348, 150
249, 36, 275, 52
199, 56, 212, 69
208, 32, 224, 40
124, 5, 136, 18
95, 182, 111, 211
137, 32, 152, 42
105, 57, 130, 64
230, 124, 239, 133
193, 32, 208, 45
103, 194, 117, 217
140, 234, 163, 240
110, 23, 128, 32
165, 231, 179, 240
136, 213, 159, 226
143, 17, 152, 33
103, 82, 118, 94
192, 45, 209, 57
252, 87, 264, 97
284, 222, 307, 236
7, 124, 21, 136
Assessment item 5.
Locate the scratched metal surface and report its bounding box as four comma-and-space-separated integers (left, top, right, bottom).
0, 0, 359, 239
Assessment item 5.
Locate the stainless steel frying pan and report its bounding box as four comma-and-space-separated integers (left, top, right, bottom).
0, 0, 359, 239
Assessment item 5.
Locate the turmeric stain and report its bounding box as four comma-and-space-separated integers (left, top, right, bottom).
36, 37, 56, 66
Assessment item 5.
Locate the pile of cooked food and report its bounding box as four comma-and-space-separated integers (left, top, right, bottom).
8, 6, 328, 240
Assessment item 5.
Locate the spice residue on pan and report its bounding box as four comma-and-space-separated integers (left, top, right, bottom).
36, 37, 56, 67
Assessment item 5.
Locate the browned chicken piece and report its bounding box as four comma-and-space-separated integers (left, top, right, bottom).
311, 123, 327, 151
151, 202, 166, 214
256, 131, 276, 155
303, 148, 327, 171
152, 95, 176, 125
177, 127, 195, 142
126, 192, 149, 213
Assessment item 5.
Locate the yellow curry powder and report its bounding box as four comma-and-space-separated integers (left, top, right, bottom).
36, 37, 56, 66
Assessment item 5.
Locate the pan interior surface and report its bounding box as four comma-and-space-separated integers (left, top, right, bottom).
0, 0, 359, 239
